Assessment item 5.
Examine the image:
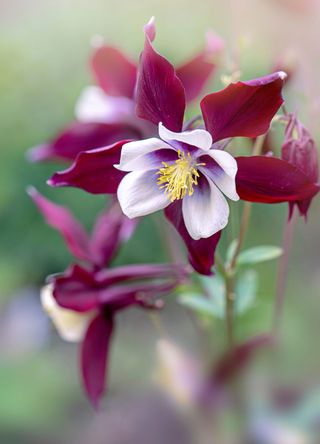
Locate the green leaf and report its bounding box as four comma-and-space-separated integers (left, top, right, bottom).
237, 246, 282, 266
199, 274, 226, 319
226, 239, 238, 264
234, 269, 258, 315
178, 293, 217, 316
178, 272, 227, 319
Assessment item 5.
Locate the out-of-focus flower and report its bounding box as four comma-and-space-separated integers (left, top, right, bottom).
281, 113, 319, 218
29, 188, 190, 407
41, 283, 95, 342
28, 17, 223, 163
154, 334, 273, 412
46, 262, 189, 408
154, 339, 204, 409
28, 187, 137, 269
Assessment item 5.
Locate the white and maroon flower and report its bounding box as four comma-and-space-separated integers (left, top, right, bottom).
48, 19, 319, 275
115, 123, 239, 240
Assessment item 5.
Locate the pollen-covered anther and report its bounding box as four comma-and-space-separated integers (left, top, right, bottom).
157, 150, 205, 202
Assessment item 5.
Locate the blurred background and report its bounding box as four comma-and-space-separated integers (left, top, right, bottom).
1, 0, 320, 442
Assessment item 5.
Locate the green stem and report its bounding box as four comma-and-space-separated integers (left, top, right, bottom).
225, 272, 235, 349
224, 200, 252, 349
229, 201, 252, 270
222, 134, 266, 349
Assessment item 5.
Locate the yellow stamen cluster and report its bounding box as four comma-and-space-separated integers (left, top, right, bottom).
157, 150, 204, 202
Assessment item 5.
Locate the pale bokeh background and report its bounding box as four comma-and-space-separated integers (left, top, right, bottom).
0, 0, 319, 442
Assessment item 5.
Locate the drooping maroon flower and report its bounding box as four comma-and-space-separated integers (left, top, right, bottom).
28, 187, 137, 269
28, 17, 223, 163
42, 262, 189, 408
281, 113, 319, 218
48, 21, 319, 276
30, 189, 189, 406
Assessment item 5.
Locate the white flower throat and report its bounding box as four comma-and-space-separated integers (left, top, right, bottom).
157, 150, 205, 202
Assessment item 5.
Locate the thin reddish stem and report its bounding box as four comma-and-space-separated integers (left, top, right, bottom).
272, 208, 298, 337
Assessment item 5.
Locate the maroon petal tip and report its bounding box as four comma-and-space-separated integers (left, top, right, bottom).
135, 25, 186, 131
29, 189, 90, 261
81, 314, 114, 409
46, 141, 128, 194
144, 16, 156, 42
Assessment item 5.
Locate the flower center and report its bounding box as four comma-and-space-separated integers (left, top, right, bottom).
157, 150, 205, 202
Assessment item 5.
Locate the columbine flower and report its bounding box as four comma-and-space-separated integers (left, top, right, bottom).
115, 123, 239, 240
45, 263, 189, 408
48, 20, 319, 276
28, 17, 223, 163
29, 186, 189, 407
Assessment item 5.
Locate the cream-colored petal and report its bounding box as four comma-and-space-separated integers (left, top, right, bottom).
41, 284, 94, 343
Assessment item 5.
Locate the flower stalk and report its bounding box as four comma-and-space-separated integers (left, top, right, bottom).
222, 134, 266, 349
225, 271, 236, 349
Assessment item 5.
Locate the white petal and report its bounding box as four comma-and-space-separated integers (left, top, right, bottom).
115, 138, 172, 171
117, 170, 170, 218
202, 149, 239, 201
182, 179, 229, 240
207, 149, 238, 177
75, 85, 134, 124
41, 284, 93, 343
159, 122, 213, 151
